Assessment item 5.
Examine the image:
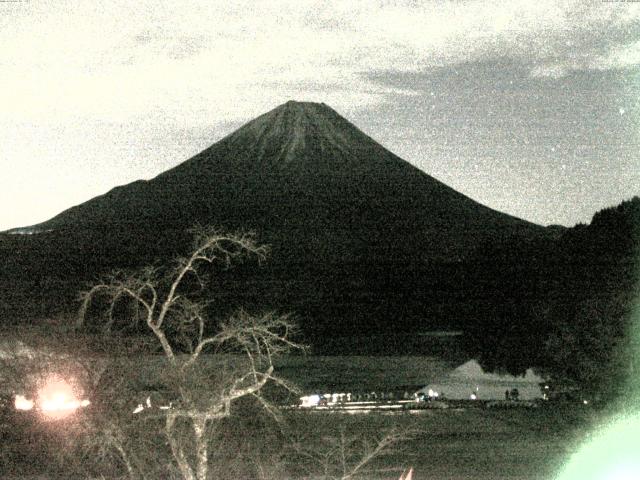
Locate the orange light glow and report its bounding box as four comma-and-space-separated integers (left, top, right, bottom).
36, 376, 89, 419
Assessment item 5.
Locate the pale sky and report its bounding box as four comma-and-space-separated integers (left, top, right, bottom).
1, 0, 639, 230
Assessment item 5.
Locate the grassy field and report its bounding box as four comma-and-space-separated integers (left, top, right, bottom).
85, 354, 455, 398
274, 354, 454, 393
285, 404, 596, 480
1, 353, 597, 479
1, 395, 596, 479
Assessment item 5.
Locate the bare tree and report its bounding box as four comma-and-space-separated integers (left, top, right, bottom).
286, 427, 414, 480
77, 226, 302, 480
4, 228, 413, 479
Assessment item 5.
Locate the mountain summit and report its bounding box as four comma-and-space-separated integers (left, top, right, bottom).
219, 101, 367, 164
8, 101, 549, 343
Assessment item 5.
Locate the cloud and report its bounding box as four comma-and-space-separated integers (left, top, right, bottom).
530, 63, 572, 79
589, 39, 640, 71
1, 0, 638, 126
528, 39, 640, 78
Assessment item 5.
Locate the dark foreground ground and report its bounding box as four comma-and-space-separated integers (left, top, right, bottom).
1, 401, 596, 479
290, 403, 595, 480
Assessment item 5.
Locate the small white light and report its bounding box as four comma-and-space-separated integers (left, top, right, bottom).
470, 393, 477, 400
15, 394, 34, 411
133, 404, 144, 414
300, 394, 321, 407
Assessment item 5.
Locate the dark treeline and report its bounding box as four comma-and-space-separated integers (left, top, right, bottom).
464, 196, 640, 401
1, 198, 638, 401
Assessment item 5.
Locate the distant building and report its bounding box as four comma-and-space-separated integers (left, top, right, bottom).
417, 359, 545, 401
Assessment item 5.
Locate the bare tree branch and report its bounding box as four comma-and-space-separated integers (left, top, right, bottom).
73, 228, 302, 480
288, 427, 415, 480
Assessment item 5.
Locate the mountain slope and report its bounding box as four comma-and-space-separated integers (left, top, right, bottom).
4, 101, 552, 348
29, 101, 541, 259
